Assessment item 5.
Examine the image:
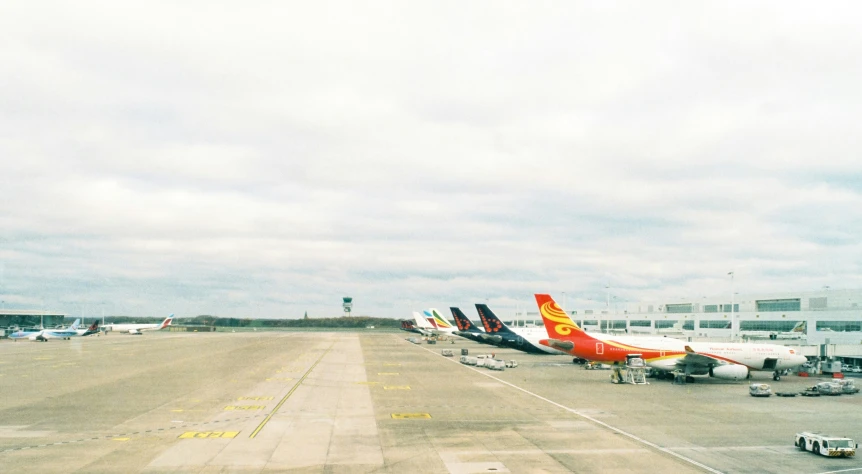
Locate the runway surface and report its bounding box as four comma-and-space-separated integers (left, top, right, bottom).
0, 331, 860, 473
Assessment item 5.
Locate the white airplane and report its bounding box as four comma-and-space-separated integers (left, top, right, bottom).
741, 321, 806, 340
411, 312, 436, 336
423, 308, 459, 335
10, 319, 82, 342
535, 294, 808, 382
104, 315, 173, 335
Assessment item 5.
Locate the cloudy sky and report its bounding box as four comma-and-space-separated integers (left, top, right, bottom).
2, 2, 861, 319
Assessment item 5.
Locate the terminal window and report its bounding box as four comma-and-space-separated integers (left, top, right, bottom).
740, 321, 801, 332
655, 320, 679, 329
665, 303, 693, 313
816, 321, 862, 332
756, 299, 801, 312
699, 320, 732, 329
602, 320, 626, 330
629, 320, 652, 327
682, 321, 695, 330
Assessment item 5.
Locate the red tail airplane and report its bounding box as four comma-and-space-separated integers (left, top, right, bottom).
535, 293, 807, 382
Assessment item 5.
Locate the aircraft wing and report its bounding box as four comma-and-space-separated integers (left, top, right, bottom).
674, 345, 728, 369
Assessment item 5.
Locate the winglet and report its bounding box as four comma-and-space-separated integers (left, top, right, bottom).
684, 345, 695, 354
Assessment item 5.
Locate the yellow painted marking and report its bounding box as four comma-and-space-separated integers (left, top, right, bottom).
355, 381, 380, 385
391, 413, 431, 419
171, 409, 184, 412
190, 399, 201, 402
384, 386, 411, 390
265, 377, 294, 382
112, 437, 130, 441
224, 405, 265, 411
377, 372, 399, 375
237, 396, 274, 401
34, 357, 53, 360
249, 345, 333, 439
383, 363, 401, 366
179, 431, 239, 439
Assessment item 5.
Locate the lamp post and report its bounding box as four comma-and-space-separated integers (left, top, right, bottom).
728, 271, 735, 341
605, 284, 610, 310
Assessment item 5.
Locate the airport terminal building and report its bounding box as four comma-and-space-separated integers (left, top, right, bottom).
514, 288, 862, 346
0, 310, 66, 330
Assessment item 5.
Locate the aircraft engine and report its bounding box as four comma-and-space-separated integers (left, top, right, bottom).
709, 365, 748, 380
128, 329, 140, 334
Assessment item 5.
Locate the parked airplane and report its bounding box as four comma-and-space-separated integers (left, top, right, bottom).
475, 304, 569, 356
76, 320, 101, 336
400, 319, 421, 334
411, 312, 436, 336
104, 315, 173, 334
741, 321, 806, 341
450, 307, 497, 345
534, 294, 808, 382
424, 309, 457, 332
10, 319, 82, 342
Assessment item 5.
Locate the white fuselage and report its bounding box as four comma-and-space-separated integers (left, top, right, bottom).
560, 331, 806, 372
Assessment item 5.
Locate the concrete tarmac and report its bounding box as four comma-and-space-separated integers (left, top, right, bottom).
0, 331, 860, 473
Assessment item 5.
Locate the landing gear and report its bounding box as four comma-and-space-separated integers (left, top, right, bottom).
773, 371, 781, 381
685, 376, 695, 384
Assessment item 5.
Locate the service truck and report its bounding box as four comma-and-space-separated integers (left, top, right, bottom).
796, 432, 856, 457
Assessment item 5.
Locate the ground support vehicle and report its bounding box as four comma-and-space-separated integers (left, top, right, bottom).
833, 379, 859, 394
796, 432, 856, 457
749, 383, 772, 397
814, 382, 843, 396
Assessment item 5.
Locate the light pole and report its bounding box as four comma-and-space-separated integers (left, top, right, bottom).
605, 284, 610, 311
728, 271, 735, 341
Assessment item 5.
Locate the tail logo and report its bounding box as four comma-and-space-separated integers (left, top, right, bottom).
540, 301, 580, 336
454, 316, 468, 331
478, 309, 502, 333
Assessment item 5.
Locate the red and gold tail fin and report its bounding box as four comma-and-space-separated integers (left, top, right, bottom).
534, 294, 586, 340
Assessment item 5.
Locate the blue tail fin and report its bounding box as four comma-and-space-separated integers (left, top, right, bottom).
475, 304, 516, 335
450, 307, 481, 332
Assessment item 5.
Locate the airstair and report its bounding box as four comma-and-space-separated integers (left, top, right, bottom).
624, 354, 649, 385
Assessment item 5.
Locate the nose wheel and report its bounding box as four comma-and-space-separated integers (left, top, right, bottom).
773, 371, 781, 381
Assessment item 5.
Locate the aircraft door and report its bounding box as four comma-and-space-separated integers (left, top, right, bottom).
596, 342, 604, 355
516, 336, 524, 346
762, 358, 778, 370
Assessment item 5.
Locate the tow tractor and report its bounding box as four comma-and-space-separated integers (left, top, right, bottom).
796, 432, 857, 457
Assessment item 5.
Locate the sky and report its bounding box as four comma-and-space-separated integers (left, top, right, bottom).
2, 2, 861, 319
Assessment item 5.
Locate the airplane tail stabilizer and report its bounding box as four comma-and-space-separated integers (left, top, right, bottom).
534, 294, 589, 340
475, 304, 515, 335
429, 309, 453, 328
451, 307, 482, 332
160, 314, 174, 329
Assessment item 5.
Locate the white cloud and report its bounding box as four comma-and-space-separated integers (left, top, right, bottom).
2, 2, 862, 319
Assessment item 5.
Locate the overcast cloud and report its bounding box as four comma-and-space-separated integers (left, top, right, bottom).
2, 2, 861, 319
